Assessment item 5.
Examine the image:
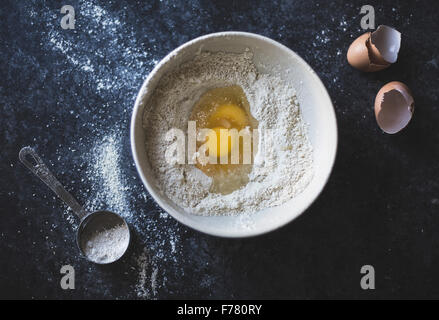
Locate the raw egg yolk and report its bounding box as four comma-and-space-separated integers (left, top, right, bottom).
206, 127, 234, 158
208, 103, 249, 129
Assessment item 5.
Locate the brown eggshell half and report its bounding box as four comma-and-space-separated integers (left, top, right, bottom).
347, 33, 390, 72
347, 33, 371, 71
347, 26, 400, 72
374, 81, 414, 134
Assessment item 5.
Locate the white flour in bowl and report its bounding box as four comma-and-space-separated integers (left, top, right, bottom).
143, 50, 313, 216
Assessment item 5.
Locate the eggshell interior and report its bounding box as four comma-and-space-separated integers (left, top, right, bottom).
376, 89, 413, 134
370, 25, 401, 63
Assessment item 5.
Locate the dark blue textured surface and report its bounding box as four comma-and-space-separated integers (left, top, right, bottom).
1, 0, 439, 299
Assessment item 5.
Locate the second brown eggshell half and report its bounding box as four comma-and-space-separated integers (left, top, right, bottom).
374, 81, 414, 134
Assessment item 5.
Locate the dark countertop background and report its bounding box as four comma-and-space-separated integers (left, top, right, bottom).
1, 0, 439, 299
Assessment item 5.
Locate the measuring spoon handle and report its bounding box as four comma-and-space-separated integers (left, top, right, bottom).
19, 147, 88, 220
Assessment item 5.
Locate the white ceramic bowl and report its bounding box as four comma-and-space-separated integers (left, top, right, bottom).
131, 32, 337, 237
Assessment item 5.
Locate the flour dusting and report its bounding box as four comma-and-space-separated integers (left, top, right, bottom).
39, 0, 184, 298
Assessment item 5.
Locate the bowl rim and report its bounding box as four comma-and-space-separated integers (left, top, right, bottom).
130, 31, 338, 238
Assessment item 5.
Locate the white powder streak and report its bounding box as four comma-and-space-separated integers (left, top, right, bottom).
135, 249, 150, 299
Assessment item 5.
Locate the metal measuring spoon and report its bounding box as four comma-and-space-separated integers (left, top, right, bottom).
19, 147, 130, 264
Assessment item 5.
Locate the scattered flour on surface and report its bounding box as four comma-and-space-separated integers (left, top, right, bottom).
84, 134, 130, 218
135, 248, 160, 299
135, 249, 150, 298
43, 0, 179, 297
